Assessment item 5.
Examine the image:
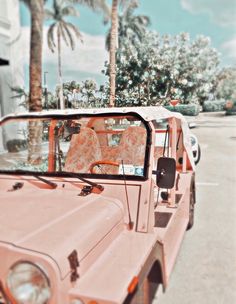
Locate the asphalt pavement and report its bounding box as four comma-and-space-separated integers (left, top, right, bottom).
153, 112, 236, 304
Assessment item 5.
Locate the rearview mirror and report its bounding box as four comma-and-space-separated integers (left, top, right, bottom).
63, 122, 81, 140
153, 157, 176, 189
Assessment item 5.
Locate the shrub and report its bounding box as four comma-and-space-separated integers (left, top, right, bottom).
164, 104, 200, 116
202, 100, 226, 112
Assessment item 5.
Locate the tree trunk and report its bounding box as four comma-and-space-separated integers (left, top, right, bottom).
28, 0, 44, 165
147, 78, 150, 106
27, 120, 43, 165
57, 28, 64, 109
109, 0, 118, 107
29, 0, 43, 112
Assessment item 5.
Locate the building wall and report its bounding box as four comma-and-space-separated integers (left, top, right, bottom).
0, 0, 24, 150
0, 0, 24, 118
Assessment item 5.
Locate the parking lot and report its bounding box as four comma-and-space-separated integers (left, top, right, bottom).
155, 112, 236, 304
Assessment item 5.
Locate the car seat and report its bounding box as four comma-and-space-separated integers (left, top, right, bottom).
64, 127, 102, 173
117, 126, 147, 166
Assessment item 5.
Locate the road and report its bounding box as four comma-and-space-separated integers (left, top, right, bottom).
153, 112, 236, 304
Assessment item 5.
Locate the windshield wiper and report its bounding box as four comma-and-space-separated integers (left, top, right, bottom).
34, 175, 57, 189
13, 170, 57, 189
60, 171, 104, 195
10, 169, 103, 194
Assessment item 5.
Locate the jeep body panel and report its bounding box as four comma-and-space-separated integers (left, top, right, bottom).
0, 106, 196, 304
0, 176, 124, 278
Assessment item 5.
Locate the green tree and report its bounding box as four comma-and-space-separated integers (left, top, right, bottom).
107, 0, 149, 107
103, 31, 220, 106
215, 67, 236, 101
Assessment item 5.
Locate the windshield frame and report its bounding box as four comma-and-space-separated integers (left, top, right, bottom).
0, 111, 152, 181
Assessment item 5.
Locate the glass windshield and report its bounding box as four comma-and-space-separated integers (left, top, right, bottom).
0, 114, 148, 178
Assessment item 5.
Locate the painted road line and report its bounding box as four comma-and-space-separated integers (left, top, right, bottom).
196, 182, 219, 186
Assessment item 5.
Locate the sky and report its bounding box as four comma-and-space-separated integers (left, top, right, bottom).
20, 0, 236, 91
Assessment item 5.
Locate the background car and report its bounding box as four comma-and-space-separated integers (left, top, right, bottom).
190, 133, 201, 165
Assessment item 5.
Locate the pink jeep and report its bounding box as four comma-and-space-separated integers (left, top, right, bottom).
0, 106, 196, 304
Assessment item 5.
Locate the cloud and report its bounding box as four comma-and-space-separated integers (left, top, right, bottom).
181, 0, 236, 27
20, 26, 108, 88
222, 36, 236, 61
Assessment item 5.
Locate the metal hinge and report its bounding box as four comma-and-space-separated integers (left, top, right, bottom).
78, 185, 93, 196
68, 250, 79, 282
7, 182, 24, 192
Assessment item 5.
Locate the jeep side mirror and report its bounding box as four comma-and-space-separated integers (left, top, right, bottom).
153, 157, 176, 189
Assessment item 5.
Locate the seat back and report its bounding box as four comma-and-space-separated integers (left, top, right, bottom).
118, 126, 147, 166
64, 127, 102, 173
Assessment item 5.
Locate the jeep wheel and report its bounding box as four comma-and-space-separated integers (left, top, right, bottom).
187, 178, 196, 230
124, 262, 162, 304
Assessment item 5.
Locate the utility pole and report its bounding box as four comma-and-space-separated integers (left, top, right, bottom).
44, 71, 48, 110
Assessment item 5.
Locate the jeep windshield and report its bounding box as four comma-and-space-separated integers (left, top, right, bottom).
0, 114, 149, 179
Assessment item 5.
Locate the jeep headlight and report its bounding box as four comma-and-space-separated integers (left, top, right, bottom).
6, 261, 51, 304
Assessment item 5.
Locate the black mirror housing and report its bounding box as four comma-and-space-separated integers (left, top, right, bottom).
154, 157, 176, 189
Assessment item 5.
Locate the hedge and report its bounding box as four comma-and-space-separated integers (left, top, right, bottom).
225, 100, 236, 115
225, 109, 236, 115
202, 100, 226, 112
164, 104, 200, 116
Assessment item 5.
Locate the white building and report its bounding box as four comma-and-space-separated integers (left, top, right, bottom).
0, 0, 24, 151
0, 0, 24, 118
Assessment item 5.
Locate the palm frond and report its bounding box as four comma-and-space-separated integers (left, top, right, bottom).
10, 86, 28, 101
62, 23, 76, 50
47, 23, 57, 52
123, 0, 138, 17
11, 94, 26, 99
44, 8, 55, 20
59, 22, 70, 47
135, 15, 150, 27
120, 0, 131, 10
53, 0, 61, 16
61, 5, 79, 17
105, 29, 111, 51
10, 86, 28, 96
65, 22, 82, 41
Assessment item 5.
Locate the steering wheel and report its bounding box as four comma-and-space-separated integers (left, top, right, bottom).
89, 160, 120, 174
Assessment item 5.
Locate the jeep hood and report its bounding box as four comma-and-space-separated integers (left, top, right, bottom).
0, 186, 124, 278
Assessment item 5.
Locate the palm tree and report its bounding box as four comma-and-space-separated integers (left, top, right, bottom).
107, 0, 149, 107
46, 0, 110, 109
109, 0, 119, 107
20, 0, 45, 112
45, 0, 82, 109
106, 0, 150, 50
20, 1, 47, 165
